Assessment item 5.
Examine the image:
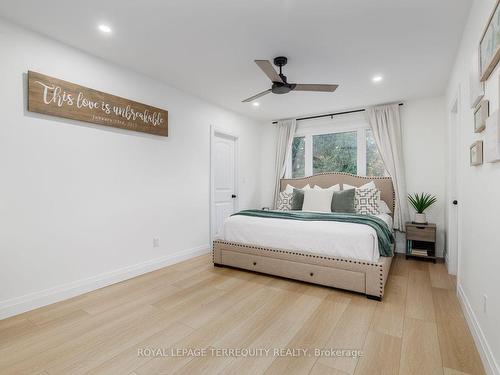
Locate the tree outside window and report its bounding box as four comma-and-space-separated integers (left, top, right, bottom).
366, 130, 386, 177
290, 128, 386, 177
291, 136, 305, 178
313, 132, 357, 174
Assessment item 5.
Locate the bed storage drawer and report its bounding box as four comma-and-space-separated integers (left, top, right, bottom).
220, 250, 366, 293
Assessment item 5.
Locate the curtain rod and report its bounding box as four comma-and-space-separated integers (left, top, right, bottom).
271, 103, 404, 124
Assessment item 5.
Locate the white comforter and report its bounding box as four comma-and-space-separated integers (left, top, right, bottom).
220, 212, 393, 262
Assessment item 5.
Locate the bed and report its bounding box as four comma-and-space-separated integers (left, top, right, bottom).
212, 172, 395, 300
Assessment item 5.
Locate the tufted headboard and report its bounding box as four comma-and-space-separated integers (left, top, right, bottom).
280, 172, 395, 218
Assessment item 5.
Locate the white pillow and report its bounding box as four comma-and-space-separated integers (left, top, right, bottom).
284, 184, 311, 193
379, 200, 392, 214
313, 184, 341, 191
343, 181, 376, 190
302, 189, 334, 212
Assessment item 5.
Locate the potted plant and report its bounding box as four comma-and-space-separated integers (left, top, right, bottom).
408, 193, 437, 224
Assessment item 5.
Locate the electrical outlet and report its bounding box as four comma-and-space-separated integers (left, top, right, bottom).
153, 238, 160, 248
483, 294, 488, 314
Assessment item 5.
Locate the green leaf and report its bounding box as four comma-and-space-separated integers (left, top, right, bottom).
408, 192, 437, 213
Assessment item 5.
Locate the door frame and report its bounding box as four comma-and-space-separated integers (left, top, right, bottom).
209, 125, 239, 245
446, 86, 462, 276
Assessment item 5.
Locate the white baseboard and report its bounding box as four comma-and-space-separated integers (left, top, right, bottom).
0, 245, 211, 320
457, 283, 500, 375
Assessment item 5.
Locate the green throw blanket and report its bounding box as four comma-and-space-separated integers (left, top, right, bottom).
232, 210, 394, 257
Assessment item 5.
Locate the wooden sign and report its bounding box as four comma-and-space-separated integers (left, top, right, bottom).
28, 71, 168, 136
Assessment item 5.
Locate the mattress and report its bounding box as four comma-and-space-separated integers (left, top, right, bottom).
219, 212, 393, 262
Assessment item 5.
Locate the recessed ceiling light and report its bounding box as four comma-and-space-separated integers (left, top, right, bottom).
98, 24, 112, 33
252, 102, 260, 107
372, 75, 383, 83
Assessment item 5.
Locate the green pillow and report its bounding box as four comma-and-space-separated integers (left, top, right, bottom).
331, 189, 355, 213
291, 188, 305, 210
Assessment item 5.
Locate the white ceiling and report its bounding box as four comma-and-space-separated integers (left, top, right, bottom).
0, 0, 471, 121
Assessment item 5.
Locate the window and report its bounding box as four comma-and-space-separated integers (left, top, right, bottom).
366, 130, 385, 177
313, 131, 357, 174
288, 117, 386, 178
291, 136, 305, 178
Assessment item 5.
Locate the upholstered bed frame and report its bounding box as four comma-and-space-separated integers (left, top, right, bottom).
213, 172, 395, 300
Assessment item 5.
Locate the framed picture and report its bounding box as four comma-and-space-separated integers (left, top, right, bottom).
485, 110, 500, 162
470, 51, 485, 108
470, 141, 484, 166
474, 100, 489, 133
480, 0, 500, 81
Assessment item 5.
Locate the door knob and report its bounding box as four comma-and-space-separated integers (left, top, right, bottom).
452, 200, 458, 205
231, 194, 237, 198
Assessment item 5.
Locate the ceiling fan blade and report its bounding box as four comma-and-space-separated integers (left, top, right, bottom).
293, 84, 339, 92
254, 60, 283, 83
242, 89, 272, 103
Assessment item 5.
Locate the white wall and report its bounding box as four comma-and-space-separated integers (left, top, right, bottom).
401, 97, 447, 256
0, 19, 265, 318
446, 0, 500, 373
259, 97, 448, 256
260, 124, 278, 209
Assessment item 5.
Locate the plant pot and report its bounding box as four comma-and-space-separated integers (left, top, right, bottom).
414, 213, 427, 224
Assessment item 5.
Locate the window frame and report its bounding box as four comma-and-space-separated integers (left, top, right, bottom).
286, 115, 383, 178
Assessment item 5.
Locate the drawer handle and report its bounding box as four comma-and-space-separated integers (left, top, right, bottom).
253, 262, 257, 266
416, 226, 426, 229
310, 272, 314, 277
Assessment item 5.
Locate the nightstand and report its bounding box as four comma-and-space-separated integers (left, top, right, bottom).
405, 222, 437, 263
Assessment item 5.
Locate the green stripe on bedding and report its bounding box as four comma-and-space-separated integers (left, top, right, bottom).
231, 210, 394, 257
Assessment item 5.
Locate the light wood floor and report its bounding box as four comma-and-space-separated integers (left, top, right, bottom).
0, 254, 484, 375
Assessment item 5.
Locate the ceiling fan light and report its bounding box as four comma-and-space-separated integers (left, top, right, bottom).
98, 24, 112, 33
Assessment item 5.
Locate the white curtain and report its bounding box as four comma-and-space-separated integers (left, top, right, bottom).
366, 104, 410, 231
273, 119, 297, 209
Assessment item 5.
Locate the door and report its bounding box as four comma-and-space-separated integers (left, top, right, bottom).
446, 96, 460, 275
211, 130, 238, 241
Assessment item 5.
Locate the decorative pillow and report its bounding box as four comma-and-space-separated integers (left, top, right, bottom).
291, 188, 305, 210
355, 188, 381, 215
276, 191, 293, 211
331, 188, 356, 213
313, 184, 341, 191
284, 184, 311, 193
302, 189, 335, 212
344, 181, 390, 213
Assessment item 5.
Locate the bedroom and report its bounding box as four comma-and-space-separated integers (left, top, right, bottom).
0, 0, 498, 374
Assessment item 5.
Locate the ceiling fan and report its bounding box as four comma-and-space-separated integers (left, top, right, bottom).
242, 56, 339, 103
